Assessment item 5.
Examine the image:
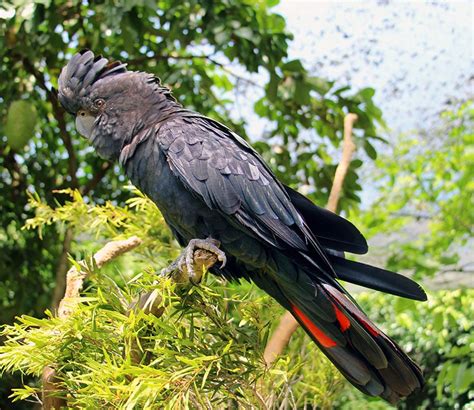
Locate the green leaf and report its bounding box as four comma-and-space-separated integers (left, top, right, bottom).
294, 79, 310, 105
363, 140, 377, 160
306, 76, 333, 95
333, 85, 351, 95
281, 59, 304, 72
254, 98, 267, 117
235, 27, 254, 41
266, 0, 280, 7
368, 135, 389, 144
215, 30, 228, 44
267, 72, 280, 102
453, 361, 469, 392
358, 87, 375, 100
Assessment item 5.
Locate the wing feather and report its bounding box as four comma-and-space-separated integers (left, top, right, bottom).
157, 114, 340, 277
158, 117, 308, 251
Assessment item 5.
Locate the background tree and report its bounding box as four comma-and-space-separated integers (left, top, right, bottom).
353, 101, 473, 281
0, 0, 381, 322
0, 1, 382, 405
0, 1, 471, 408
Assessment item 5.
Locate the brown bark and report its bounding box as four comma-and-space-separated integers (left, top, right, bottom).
56, 236, 143, 319
326, 113, 358, 214
51, 228, 74, 313
21, 57, 79, 188
263, 113, 358, 366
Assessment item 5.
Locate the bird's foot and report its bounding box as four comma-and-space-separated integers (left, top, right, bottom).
161, 238, 226, 285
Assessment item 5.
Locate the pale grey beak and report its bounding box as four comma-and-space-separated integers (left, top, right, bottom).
75, 114, 95, 139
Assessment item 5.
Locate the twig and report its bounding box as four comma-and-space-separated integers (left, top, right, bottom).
42, 237, 223, 408
263, 113, 358, 367
21, 57, 79, 188
57, 236, 143, 318
51, 228, 74, 312
128, 53, 262, 88
206, 56, 262, 88
81, 161, 112, 195
42, 236, 142, 409
327, 113, 358, 214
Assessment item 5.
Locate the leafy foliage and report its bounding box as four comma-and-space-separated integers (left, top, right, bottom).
1, 1, 471, 408
0, 189, 345, 408
3, 189, 472, 409
353, 101, 473, 278
1, 276, 269, 408
0, 0, 382, 328
0, 2, 385, 405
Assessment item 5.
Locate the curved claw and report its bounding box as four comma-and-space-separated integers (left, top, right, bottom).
159, 237, 227, 285
186, 238, 226, 283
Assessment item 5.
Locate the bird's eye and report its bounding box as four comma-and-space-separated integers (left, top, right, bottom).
94, 99, 105, 108
78, 110, 86, 117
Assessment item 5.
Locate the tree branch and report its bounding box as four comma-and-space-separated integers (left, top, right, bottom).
128, 53, 262, 88
42, 236, 143, 409
21, 57, 79, 188
263, 113, 358, 367
51, 227, 74, 313
57, 236, 143, 318
81, 161, 112, 195
327, 113, 358, 214
42, 236, 224, 409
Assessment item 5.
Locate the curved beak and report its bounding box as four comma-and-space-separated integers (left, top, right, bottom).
75, 114, 96, 139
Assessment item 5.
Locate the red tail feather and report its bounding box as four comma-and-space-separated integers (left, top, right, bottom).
291, 304, 337, 348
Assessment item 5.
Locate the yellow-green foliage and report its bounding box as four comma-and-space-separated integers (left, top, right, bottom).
1, 189, 471, 409
351, 101, 473, 279
0, 189, 344, 409
1, 273, 271, 408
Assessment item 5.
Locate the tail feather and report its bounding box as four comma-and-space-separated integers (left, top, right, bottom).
328, 254, 427, 301
239, 262, 423, 403
287, 281, 423, 403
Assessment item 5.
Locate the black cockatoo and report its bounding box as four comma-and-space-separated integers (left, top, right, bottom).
58, 50, 426, 403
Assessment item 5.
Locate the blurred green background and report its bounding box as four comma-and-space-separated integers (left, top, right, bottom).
0, 0, 472, 408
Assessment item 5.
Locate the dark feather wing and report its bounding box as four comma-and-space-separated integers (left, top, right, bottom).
157, 115, 335, 274
284, 185, 368, 254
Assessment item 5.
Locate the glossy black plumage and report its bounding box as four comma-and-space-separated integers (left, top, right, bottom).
328, 254, 427, 301
58, 51, 427, 403
284, 185, 368, 254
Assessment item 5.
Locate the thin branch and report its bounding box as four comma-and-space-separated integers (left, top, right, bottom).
262, 312, 300, 367
43, 236, 142, 409
57, 236, 143, 318
327, 113, 358, 213
206, 56, 262, 88
392, 211, 433, 220
128, 53, 213, 65
21, 57, 79, 188
439, 262, 474, 274
81, 161, 112, 195
128, 53, 262, 88
42, 236, 224, 408
51, 227, 74, 313
263, 113, 358, 367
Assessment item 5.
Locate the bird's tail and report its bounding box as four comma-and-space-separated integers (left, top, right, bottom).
253, 268, 424, 404
288, 280, 423, 403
